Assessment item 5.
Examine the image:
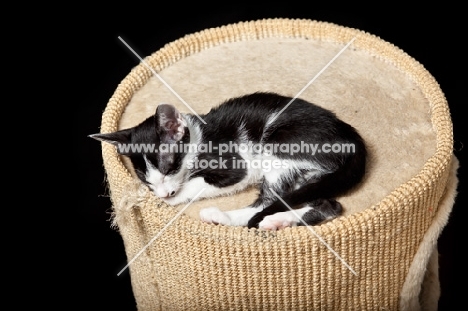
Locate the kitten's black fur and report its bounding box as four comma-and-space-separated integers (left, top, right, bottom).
91, 92, 366, 229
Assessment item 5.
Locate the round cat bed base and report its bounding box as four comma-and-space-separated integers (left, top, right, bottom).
98, 19, 457, 311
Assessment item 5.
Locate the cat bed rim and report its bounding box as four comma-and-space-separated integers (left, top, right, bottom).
99, 18, 453, 236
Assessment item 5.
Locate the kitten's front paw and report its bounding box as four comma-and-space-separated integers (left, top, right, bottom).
258, 213, 298, 231
200, 207, 231, 226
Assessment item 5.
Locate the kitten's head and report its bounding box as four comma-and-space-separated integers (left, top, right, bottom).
90, 104, 190, 199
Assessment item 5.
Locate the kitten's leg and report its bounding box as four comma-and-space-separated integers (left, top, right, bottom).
301, 198, 342, 225
200, 206, 263, 226
248, 195, 342, 229
246, 173, 296, 228
250, 176, 291, 207
199, 176, 285, 226
258, 205, 312, 230
258, 199, 342, 230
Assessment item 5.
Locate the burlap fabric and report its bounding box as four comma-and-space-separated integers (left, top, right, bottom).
98, 19, 457, 310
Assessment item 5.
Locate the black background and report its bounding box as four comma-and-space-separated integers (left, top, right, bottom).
74, 6, 464, 310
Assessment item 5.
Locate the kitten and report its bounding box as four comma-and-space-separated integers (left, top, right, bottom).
90, 92, 366, 230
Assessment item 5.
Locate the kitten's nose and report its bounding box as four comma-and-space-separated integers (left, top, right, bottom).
153, 187, 175, 198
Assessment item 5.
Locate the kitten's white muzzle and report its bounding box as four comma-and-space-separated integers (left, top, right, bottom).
145, 165, 183, 198
152, 185, 177, 198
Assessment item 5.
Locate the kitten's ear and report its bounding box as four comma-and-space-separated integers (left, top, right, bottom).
156, 104, 187, 142
88, 129, 132, 148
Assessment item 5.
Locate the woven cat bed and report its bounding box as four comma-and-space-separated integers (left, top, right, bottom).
98, 19, 457, 310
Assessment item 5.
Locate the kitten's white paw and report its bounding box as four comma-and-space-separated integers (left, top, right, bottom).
200, 207, 231, 225
258, 213, 298, 231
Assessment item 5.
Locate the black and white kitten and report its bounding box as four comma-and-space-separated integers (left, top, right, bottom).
90, 92, 366, 230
